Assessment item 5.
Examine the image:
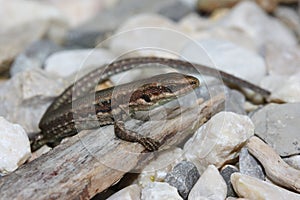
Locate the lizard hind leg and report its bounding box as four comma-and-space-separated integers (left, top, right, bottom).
114, 121, 160, 152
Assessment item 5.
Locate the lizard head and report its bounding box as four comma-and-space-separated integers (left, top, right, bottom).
128, 72, 199, 111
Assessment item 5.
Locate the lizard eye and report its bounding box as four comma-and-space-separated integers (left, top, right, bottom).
141, 94, 151, 102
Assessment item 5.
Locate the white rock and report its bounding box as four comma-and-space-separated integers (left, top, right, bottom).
231, 173, 300, 199
107, 184, 141, 200
0, 117, 31, 174
260, 73, 300, 103
184, 111, 254, 174
138, 148, 184, 187
141, 182, 183, 200
188, 165, 227, 200
180, 39, 266, 85
220, 1, 297, 48
108, 13, 187, 58
45, 49, 116, 77
0, 0, 67, 73
43, 0, 106, 27
0, 68, 65, 134
0, 0, 68, 43
265, 44, 300, 76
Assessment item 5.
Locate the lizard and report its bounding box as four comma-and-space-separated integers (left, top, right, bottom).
31, 72, 199, 151
32, 57, 270, 151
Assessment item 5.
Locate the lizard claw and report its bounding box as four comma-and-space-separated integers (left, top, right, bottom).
138, 137, 160, 152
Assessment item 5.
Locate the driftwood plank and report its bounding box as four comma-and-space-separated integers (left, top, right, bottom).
0, 93, 225, 200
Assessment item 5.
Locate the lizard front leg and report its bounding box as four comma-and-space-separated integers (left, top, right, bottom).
114, 121, 160, 151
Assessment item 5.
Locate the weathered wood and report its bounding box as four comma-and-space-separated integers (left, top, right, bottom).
0, 93, 225, 200
247, 136, 300, 193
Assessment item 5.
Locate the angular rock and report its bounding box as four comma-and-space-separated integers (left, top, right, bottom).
260, 74, 300, 102
188, 165, 227, 200
0, 68, 65, 134
138, 148, 184, 187
220, 1, 297, 48
251, 103, 300, 156
165, 161, 200, 199
184, 111, 254, 174
220, 165, 239, 197
10, 39, 62, 76
225, 90, 246, 115
107, 184, 141, 200
0, 117, 31, 175
239, 147, 265, 180
231, 173, 300, 199
141, 182, 183, 200
44, 48, 115, 77
0, 0, 68, 73
264, 44, 300, 76
181, 39, 266, 85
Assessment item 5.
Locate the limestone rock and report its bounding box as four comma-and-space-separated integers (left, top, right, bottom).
44, 49, 115, 77
0, 117, 31, 175
251, 103, 300, 156
0, 68, 65, 135
184, 111, 254, 173
188, 165, 227, 200
141, 182, 183, 200
181, 39, 266, 85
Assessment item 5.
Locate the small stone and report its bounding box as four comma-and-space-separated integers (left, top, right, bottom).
184, 111, 254, 174
44, 49, 115, 77
141, 182, 183, 200
239, 147, 265, 180
284, 155, 300, 170
10, 39, 62, 76
225, 90, 246, 115
138, 148, 184, 187
188, 165, 227, 200
231, 173, 300, 199
0, 0, 68, 42
220, 1, 297, 48
0, 68, 65, 134
260, 74, 300, 103
264, 44, 300, 76
180, 39, 266, 85
43, 0, 106, 27
220, 165, 239, 197
0, 117, 31, 175
107, 184, 141, 200
165, 161, 200, 199
251, 103, 300, 156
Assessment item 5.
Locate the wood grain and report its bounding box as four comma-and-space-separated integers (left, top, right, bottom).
0, 93, 225, 200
